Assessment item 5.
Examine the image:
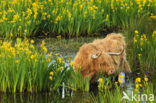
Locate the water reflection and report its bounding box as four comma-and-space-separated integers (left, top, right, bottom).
0, 92, 95, 103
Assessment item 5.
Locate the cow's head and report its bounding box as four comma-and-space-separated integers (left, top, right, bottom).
74, 43, 123, 78
91, 49, 124, 75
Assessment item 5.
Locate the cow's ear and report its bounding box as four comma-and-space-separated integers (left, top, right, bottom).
92, 51, 101, 59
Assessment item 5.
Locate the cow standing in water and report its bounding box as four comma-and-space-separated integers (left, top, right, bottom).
73, 33, 131, 82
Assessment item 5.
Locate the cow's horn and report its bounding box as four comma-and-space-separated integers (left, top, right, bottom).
108, 49, 124, 56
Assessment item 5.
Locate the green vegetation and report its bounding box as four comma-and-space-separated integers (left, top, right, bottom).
128, 30, 156, 75
91, 75, 156, 103
0, 39, 89, 93
124, 15, 156, 77
0, 39, 52, 93
0, 0, 155, 37
0, 0, 156, 102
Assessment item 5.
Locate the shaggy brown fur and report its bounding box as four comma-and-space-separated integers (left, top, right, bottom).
73, 33, 131, 81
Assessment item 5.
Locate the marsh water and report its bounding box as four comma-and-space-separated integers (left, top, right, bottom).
0, 79, 133, 103
0, 37, 154, 103
0, 92, 96, 103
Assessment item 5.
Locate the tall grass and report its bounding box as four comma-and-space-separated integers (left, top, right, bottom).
0, 40, 89, 93
0, 38, 53, 93
0, 0, 155, 37
124, 15, 156, 76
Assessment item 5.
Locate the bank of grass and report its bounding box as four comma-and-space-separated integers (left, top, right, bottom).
0, 38, 53, 93
0, 0, 155, 37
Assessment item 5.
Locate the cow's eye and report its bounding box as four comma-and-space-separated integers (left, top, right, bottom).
92, 54, 99, 59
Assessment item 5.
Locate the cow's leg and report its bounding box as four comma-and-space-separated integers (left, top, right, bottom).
81, 72, 95, 87
123, 59, 131, 73
90, 73, 99, 83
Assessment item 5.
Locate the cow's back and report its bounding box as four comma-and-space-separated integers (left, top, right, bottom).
93, 33, 125, 53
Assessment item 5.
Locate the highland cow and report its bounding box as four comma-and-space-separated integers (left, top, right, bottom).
73, 33, 131, 82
